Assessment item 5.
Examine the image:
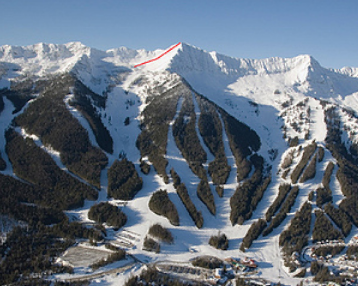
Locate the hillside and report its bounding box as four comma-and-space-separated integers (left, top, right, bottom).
1, 42, 358, 285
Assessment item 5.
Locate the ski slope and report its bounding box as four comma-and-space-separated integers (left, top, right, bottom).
2, 42, 358, 285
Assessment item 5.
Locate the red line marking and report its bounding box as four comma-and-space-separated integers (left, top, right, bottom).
134, 42, 181, 68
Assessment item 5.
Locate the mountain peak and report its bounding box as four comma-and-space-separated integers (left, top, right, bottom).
168, 44, 323, 79
1, 41, 358, 110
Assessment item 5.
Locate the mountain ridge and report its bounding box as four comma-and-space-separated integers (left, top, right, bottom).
2, 41, 358, 112
2, 41, 357, 75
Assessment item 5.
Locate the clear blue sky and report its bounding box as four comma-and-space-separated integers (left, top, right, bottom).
1, 0, 357, 69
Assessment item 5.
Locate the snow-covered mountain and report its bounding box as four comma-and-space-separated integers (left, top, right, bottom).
2, 42, 358, 107
1, 42, 358, 285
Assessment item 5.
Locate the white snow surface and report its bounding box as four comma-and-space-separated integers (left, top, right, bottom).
2, 42, 358, 285
1, 41, 358, 109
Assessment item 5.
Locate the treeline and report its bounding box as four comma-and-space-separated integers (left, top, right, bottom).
172, 92, 207, 179
90, 249, 126, 270
338, 163, 358, 226
324, 107, 358, 227
316, 162, 334, 208
311, 260, 345, 284
0, 219, 104, 285
208, 232, 229, 250
143, 237, 160, 253
197, 179, 216, 215
177, 183, 204, 228
208, 149, 231, 186
0, 78, 39, 112
290, 141, 317, 183
0, 226, 72, 285
289, 136, 299, 147
0, 92, 4, 112
125, 267, 205, 286
68, 80, 113, 154
312, 210, 343, 242
322, 161, 334, 190
5, 129, 98, 210
191, 256, 223, 269
281, 150, 295, 170
230, 154, 271, 225
196, 94, 230, 185
324, 203, 352, 237
51, 219, 104, 241
280, 149, 295, 179
171, 169, 203, 228
316, 187, 332, 208
143, 224, 174, 254
148, 190, 179, 226
317, 146, 325, 162
240, 219, 267, 251
215, 185, 224, 198
279, 202, 312, 270
14, 74, 107, 188
263, 186, 299, 236
140, 159, 151, 174
313, 246, 345, 258
171, 167, 181, 188
136, 82, 182, 182
265, 183, 291, 221
107, 159, 143, 200
0, 172, 67, 225
346, 245, 358, 260
88, 202, 127, 229
299, 153, 317, 183
219, 108, 261, 181
0, 151, 6, 170
148, 224, 174, 244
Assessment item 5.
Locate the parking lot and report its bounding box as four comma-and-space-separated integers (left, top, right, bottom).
60, 245, 112, 268
156, 262, 214, 280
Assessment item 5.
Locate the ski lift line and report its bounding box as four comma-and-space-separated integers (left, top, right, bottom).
134, 42, 181, 68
